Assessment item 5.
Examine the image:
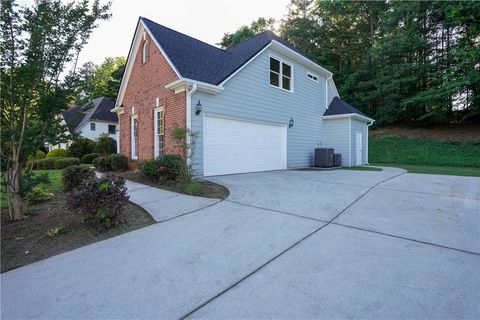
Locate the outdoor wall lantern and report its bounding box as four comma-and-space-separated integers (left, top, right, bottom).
289, 118, 294, 128
195, 100, 203, 115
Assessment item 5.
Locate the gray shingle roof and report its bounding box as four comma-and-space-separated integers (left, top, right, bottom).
324, 97, 370, 119
141, 17, 312, 85
63, 97, 118, 132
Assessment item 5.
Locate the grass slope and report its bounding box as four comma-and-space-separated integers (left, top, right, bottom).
369, 136, 480, 167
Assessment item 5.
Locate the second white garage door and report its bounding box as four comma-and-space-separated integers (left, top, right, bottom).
203, 115, 287, 176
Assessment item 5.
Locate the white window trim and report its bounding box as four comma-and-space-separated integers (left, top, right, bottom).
142, 40, 149, 63
269, 55, 294, 93
131, 114, 138, 160
307, 72, 319, 83
153, 106, 164, 158
90, 122, 96, 131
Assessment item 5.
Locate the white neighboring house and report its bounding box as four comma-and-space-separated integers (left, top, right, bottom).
49, 97, 119, 151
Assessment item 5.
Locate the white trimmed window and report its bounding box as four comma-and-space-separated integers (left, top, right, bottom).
307, 72, 319, 82
154, 107, 164, 158
142, 41, 150, 63
131, 115, 138, 160
270, 57, 293, 92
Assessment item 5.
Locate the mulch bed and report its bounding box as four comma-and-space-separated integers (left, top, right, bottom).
114, 171, 230, 199
1, 192, 155, 273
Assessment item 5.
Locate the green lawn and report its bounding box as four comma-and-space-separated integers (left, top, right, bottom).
372, 163, 480, 177
369, 136, 480, 167
369, 135, 480, 176
1, 169, 63, 210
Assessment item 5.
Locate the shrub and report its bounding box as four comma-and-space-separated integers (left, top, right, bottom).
94, 133, 117, 155
42, 157, 61, 170
19, 172, 50, 197
46, 148, 68, 158
54, 157, 81, 169
109, 154, 129, 171
93, 155, 112, 171
82, 152, 100, 164
27, 150, 46, 161
184, 182, 202, 195
139, 154, 183, 182
66, 173, 129, 230
68, 138, 95, 159
62, 165, 95, 191
26, 187, 53, 204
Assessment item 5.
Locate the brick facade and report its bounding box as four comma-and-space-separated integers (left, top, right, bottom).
118, 32, 186, 167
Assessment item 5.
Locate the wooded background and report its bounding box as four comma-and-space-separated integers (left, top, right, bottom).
220, 0, 480, 127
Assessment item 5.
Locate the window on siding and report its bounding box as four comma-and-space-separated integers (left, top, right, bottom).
307, 72, 319, 82
270, 57, 292, 91
155, 110, 164, 157
90, 123, 96, 131
143, 41, 150, 63
108, 124, 116, 134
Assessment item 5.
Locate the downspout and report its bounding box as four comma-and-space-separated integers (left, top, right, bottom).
186, 83, 198, 165
366, 119, 375, 165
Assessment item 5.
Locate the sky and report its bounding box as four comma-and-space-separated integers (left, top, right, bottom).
52, 0, 291, 67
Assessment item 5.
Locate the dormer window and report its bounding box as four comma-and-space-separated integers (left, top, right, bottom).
142, 41, 150, 63
269, 56, 293, 92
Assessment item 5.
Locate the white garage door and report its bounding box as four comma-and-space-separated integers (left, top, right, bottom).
203, 115, 287, 176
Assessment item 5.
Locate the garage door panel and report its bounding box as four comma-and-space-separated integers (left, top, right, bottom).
204, 116, 286, 176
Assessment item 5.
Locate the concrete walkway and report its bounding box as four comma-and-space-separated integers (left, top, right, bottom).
125, 180, 219, 222
2, 168, 479, 319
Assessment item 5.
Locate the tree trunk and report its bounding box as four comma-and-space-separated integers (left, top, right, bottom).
6, 163, 23, 221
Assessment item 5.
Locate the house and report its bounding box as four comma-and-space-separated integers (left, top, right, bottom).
112, 17, 374, 176
50, 97, 119, 151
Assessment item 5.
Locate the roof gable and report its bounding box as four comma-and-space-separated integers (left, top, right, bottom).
64, 97, 118, 132
324, 97, 370, 119
141, 17, 329, 86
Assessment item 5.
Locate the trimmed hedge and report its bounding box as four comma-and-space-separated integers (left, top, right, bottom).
27, 157, 80, 170
109, 154, 128, 171
139, 154, 183, 182
62, 165, 95, 191
82, 153, 100, 164
68, 138, 95, 159
54, 157, 81, 169
46, 148, 68, 158
27, 150, 46, 161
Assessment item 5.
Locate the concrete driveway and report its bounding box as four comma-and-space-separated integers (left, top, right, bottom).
2, 168, 479, 319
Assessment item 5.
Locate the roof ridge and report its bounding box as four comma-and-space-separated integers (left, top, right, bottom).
141, 17, 227, 54
226, 30, 273, 51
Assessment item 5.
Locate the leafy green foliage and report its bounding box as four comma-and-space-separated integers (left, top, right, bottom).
1, 0, 111, 220
18, 172, 50, 198
26, 187, 53, 204
218, 17, 276, 48
277, 0, 480, 125
66, 173, 129, 230
92, 155, 111, 171
82, 153, 100, 164
68, 138, 95, 159
108, 154, 129, 171
184, 182, 202, 196
94, 133, 117, 155
54, 157, 81, 169
27, 150, 46, 161
139, 155, 183, 182
46, 149, 68, 158
369, 136, 480, 167
62, 165, 95, 192
72, 56, 126, 103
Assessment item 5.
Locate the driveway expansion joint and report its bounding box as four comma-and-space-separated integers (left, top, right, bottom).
181, 171, 407, 319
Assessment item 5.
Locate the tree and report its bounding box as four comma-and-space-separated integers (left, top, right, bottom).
0, 0, 111, 221
73, 56, 125, 103
218, 17, 276, 48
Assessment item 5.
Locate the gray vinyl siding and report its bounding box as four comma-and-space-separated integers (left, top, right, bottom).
351, 118, 368, 165
190, 47, 328, 176
323, 119, 351, 166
